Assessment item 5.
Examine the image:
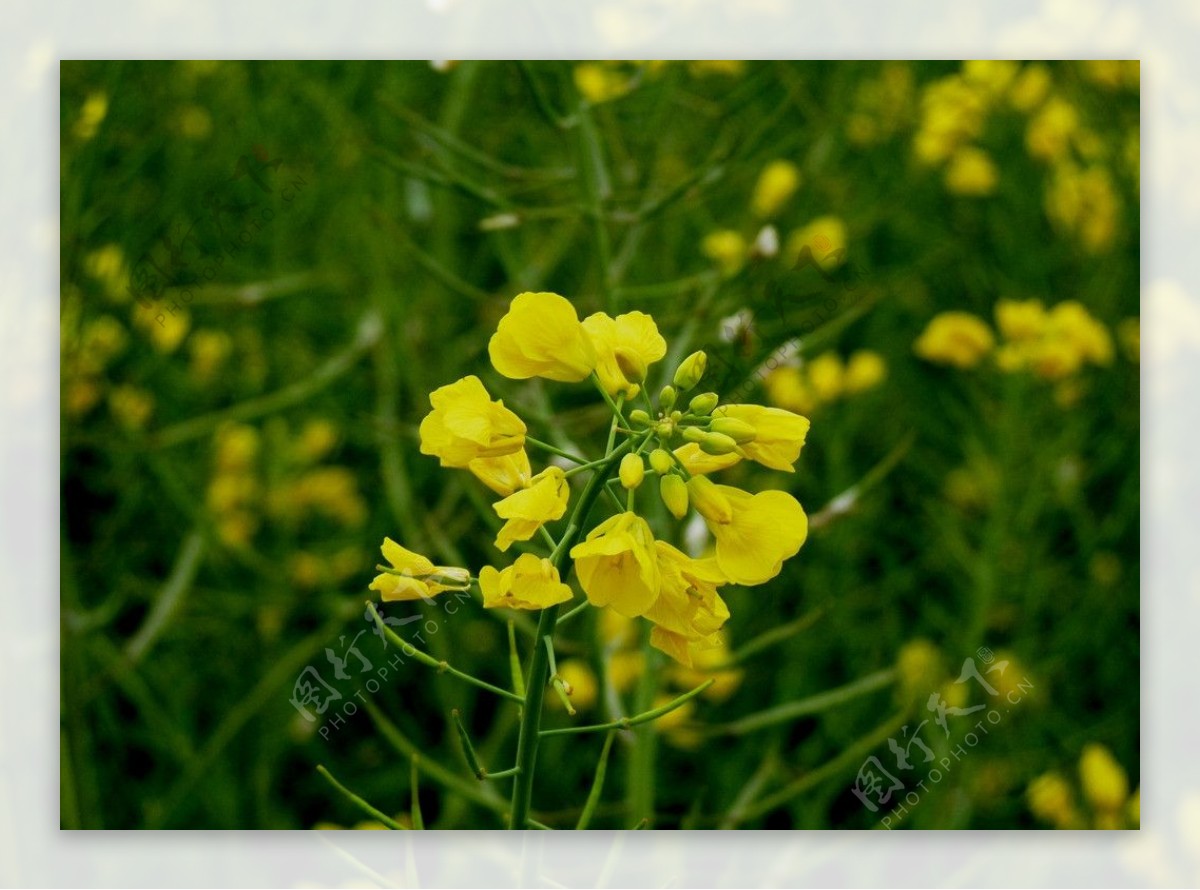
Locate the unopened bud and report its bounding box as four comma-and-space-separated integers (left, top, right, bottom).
659, 385, 677, 411
615, 347, 647, 386
686, 475, 732, 524
629, 409, 652, 428
619, 453, 645, 490
698, 431, 740, 455
710, 417, 756, 444
648, 449, 674, 475
659, 474, 689, 519
674, 351, 708, 391
654, 421, 674, 438
688, 392, 719, 416
681, 427, 707, 444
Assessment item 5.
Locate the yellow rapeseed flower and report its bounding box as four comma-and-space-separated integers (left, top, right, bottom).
785, 216, 847, 272
570, 511, 660, 617
549, 659, 598, 711
418, 375, 527, 468
712, 404, 810, 473
806, 351, 845, 403
582, 310, 667, 398
479, 553, 573, 610
488, 292, 597, 382
1009, 63, 1052, 113
369, 537, 470, 602
644, 541, 730, 667
1027, 772, 1079, 829
688, 478, 808, 585
468, 449, 533, 497
492, 467, 570, 552
672, 442, 741, 476
914, 311, 996, 369
574, 63, 631, 104
764, 366, 818, 415
701, 229, 748, 276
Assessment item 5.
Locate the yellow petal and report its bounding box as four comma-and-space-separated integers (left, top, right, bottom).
709, 487, 807, 585
714, 404, 811, 472
673, 442, 742, 475
582, 311, 667, 397
380, 537, 435, 575
569, 512, 660, 617
488, 292, 597, 382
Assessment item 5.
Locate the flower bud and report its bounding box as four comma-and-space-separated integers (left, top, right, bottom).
688, 392, 719, 416
615, 347, 647, 386
686, 475, 732, 524
710, 416, 757, 444
648, 448, 674, 475
654, 421, 674, 438
659, 474, 689, 519
659, 384, 677, 411
698, 431, 740, 455
619, 454, 645, 490
673, 351, 708, 391
681, 427, 707, 444
628, 409, 652, 427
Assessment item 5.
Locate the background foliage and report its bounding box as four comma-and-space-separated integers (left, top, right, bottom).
60, 60, 1139, 829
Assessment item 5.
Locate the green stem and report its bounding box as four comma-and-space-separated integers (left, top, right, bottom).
704, 668, 895, 736
367, 602, 523, 703
540, 679, 713, 737
576, 731, 616, 830
507, 438, 634, 829
525, 435, 589, 465
574, 96, 615, 312
316, 765, 405, 830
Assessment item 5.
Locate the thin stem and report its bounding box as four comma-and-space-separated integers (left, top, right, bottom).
410, 757, 424, 830
525, 435, 589, 465
594, 375, 629, 428
507, 438, 634, 829
452, 708, 487, 779
540, 679, 714, 737
562, 457, 610, 478
555, 599, 591, 626
574, 95, 615, 312
366, 602, 524, 703
507, 621, 526, 698
704, 669, 895, 736
576, 731, 616, 830
316, 765, 405, 830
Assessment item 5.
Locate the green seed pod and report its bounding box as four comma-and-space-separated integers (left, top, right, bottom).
628, 409, 652, 427
648, 448, 674, 475
688, 392, 719, 416
673, 350, 708, 391
619, 453, 645, 490
710, 416, 757, 444
659, 473, 689, 519
659, 384, 677, 411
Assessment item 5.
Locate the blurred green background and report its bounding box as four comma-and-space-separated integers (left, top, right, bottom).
60, 60, 1139, 829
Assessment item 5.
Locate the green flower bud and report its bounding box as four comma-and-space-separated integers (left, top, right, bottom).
698, 431, 740, 455
659, 384, 677, 411
710, 416, 757, 444
673, 350, 708, 391
628, 409, 652, 427
659, 473, 689, 519
648, 448, 674, 475
688, 392, 719, 416
619, 453, 645, 490
681, 426, 707, 444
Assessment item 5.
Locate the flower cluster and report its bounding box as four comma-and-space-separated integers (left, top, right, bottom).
370, 291, 811, 666
763, 349, 887, 416
1027, 743, 1139, 830
915, 299, 1116, 381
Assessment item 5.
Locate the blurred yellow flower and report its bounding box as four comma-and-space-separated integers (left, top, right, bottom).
995, 298, 1048, 343
479, 553, 573, 610
574, 63, 631, 104
1027, 772, 1080, 829
844, 350, 887, 393
785, 216, 847, 272
806, 351, 845, 403
419, 375, 526, 467
914, 311, 995, 369
582, 310, 667, 398
751, 160, 801, 219
74, 92, 109, 140
489, 292, 597, 382
1008, 63, 1052, 113
493, 467, 569, 552
701, 229, 748, 276
1079, 743, 1129, 812
550, 659, 598, 711
108, 385, 155, 430
188, 329, 233, 384
764, 366, 817, 415
944, 146, 998, 196
1045, 163, 1119, 253
1117, 317, 1139, 363
369, 537, 470, 602
570, 511, 660, 617
1026, 97, 1078, 162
